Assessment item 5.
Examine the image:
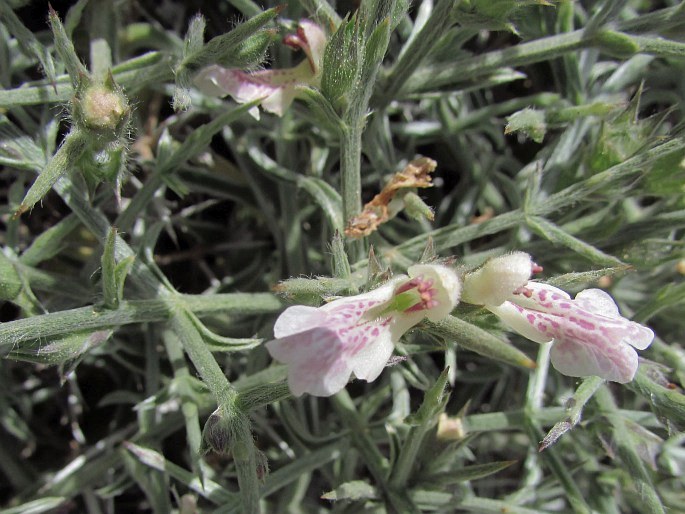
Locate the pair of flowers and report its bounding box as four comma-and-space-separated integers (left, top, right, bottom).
267, 253, 654, 397
194, 22, 654, 395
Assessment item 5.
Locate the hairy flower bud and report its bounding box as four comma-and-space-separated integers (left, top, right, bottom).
80, 84, 128, 131
72, 73, 130, 139
203, 408, 232, 455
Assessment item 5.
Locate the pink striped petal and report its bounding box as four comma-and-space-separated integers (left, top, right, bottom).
194, 63, 311, 117
517, 284, 654, 354
574, 288, 620, 318
266, 281, 400, 396
266, 327, 352, 396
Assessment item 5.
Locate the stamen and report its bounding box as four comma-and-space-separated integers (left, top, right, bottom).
395, 276, 422, 295
283, 34, 304, 50
296, 25, 308, 44
394, 274, 440, 313
513, 286, 533, 298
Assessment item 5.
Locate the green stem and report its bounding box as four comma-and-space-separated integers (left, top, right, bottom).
389, 369, 449, 490
170, 309, 261, 514
631, 33, 685, 57
340, 124, 362, 226
163, 330, 205, 479
425, 316, 537, 370
340, 123, 366, 262
538, 376, 605, 451
523, 420, 591, 514
225, 0, 262, 18
516, 344, 551, 494
329, 390, 423, 510
464, 407, 661, 432
15, 160, 274, 510
114, 172, 165, 232
0, 293, 282, 348
517, 345, 592, 514
403, 30, 587, 94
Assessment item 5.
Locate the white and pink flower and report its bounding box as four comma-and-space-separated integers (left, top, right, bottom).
194, 19, 326, 118
462, 252, 654, 383
266, 264, 460, 397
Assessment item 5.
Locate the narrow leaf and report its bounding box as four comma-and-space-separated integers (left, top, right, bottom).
101, 227, 119, 309
425, 315, 537, 369
526, 215, 625, 266
421, 460, 517, 485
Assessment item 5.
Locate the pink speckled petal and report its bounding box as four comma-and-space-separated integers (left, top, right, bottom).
550, 336, 638, 383
267, 283, 401, 396
573, 289, 654, 350
267, 315, 394, 397
273, 305, 323, 338
532, 286, 652, 352
532, 285, 655, 354
266, 269, 463, 397
624, 323, 654, 351
349, 326, 394, 382
488, 301, 553, 344
321, 276, 406, 316
266, 327, 351, 396
600, 317, 654, 351
513, 282, 572, 313
516, 290, 651, 382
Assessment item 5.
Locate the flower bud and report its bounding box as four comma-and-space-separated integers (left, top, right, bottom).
73, 79, 130, 137
436, 413, 466, 442
80, 85, 128, 131
505, 108, 547, 143
203, 408, 232, 455
402, 191, 435, 222
462, 252, 533, 306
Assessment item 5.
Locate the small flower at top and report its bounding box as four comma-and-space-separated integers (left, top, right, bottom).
461, 252, 654, 383
194, 19, 326, 118
266, 264, 460, 397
